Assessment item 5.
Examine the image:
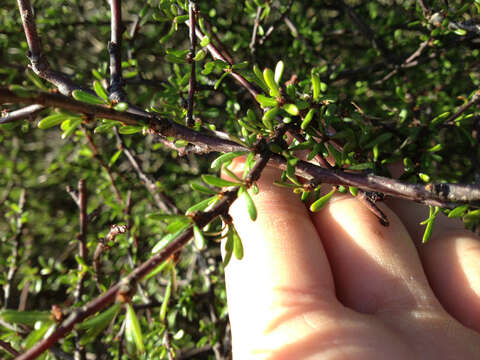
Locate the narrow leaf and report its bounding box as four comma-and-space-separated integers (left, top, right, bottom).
159, 278, 172, 322
274, 60, 285, 84
263, 68, 280, 97
202, 174, 242, 187
193, 224, 206, 250
72, 90, 106, 105
256, 94, 278, 108
190, 183, 217, 195
185, 195, 218, 215
119, 125, 143, 135
38, 113, 68, 129
232, 228, 244, 260
0, 310, 51, 326
282, 103, 299, 116
241, 187, 257, 221
76, 303, 121, 331
223, 227, 234, 267
93, 80, 109, 101
310, 188, 336, 212
211, 151, 248, 170
300, 108, 315, 130
311, 73, 321, 101
151, 224, 190, 253
125, 303, 145, 354
113, 102, 128, 111
448, 205, 469, 218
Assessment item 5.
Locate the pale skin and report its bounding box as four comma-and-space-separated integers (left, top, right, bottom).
223, 162, 480, 359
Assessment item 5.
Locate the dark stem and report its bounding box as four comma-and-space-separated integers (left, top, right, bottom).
16, 0, 89, 95
108, 0, 126, 102
0, 339, 21, 357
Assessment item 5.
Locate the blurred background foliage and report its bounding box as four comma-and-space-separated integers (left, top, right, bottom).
1, 0, 480, 359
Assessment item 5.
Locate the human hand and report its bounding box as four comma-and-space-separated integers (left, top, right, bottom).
223, 164, 480, 359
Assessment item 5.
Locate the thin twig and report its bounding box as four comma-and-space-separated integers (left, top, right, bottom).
444, 90, 480, 125
258, 0, 294, 46
4, 189, 26, 309
73, 179, 87, 360
186, 0, 197, 127
114, 128, 179, 213
0, 104, 44, 124
108, 0, 126, 102
249, 6, 263, 59
16, 0, 89, 95
82, 126, 124, 204
0, 339, 21, 357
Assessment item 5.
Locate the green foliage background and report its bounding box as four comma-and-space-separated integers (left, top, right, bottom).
1, 0, 480, 359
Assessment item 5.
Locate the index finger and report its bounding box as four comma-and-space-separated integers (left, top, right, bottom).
223, 162, 335, 355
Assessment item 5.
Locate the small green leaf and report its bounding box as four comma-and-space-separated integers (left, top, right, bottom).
211, 151, 248, 170
349, 186, 358, 196
422, 218, 434, 243
233, 228, 244, 260
38, 113, 68, 129
274, 60, 285, 84
125, 303, 145, 354
253, 64, 269, 91
109, 149, 123, 166
311, 73, 321, 101
202, 174, 242, 187
193, 224, 206, 250
193, 49, 206, 61
301, 190, 311, 202
223, 227, 234, 267
301, 108, 315, 130
282, 103, 299, 116
119, 125, 143, 134
113, 102, 128, 111
263, 68, 280, 97
9, 85, 34, 98
159, 277, 172, 322
200, 36, 210, 47
152, 225, 190, 253
256, 94, 278, 108
61, 118, 82, 139
24, 322, 54, 349
190, 183, 217, 194
419, 173, 430, 182
448, 205, 469, 218
93, 80, 109, 101
72, 89, 106, 105
262, 106, 279, 130
347, 162, 373, 171
310, 188, 336, 212
214, 72, 229, 90
240, 187, 257, 221
94, 123, 116, 133
77, 303, 121, 333
0, 310, 51, 326
186, 195, 218, 215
